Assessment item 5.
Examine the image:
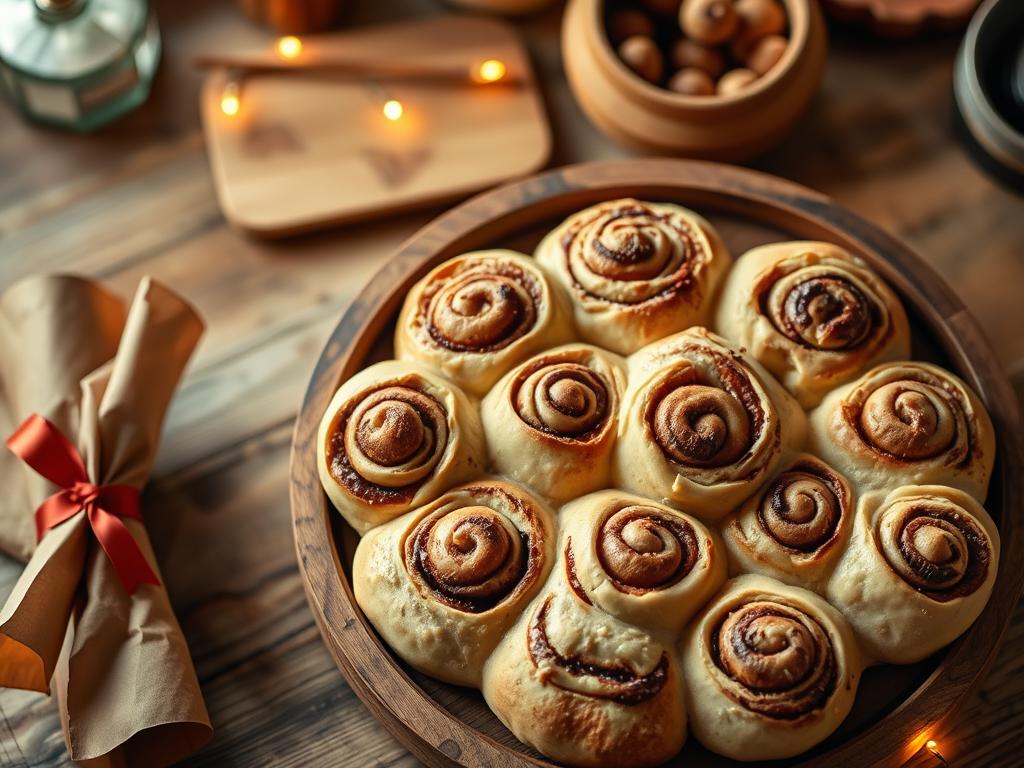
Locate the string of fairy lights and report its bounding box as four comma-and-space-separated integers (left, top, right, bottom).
217, 34, 508, 121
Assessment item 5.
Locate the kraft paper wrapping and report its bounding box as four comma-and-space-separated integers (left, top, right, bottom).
0, 275, 213, 766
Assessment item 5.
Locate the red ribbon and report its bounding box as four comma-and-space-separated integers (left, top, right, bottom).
6, 414, 160, 594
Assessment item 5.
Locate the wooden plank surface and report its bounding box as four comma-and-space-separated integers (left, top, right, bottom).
0, 1, 1021, 766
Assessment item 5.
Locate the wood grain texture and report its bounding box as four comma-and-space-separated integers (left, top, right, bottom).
200, 15, 552, 236
0, 1, 1023, 766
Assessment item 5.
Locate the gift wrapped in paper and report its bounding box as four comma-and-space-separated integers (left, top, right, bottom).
0, 274, 212, 766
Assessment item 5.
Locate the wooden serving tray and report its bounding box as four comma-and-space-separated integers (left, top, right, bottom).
289, 159, 1024, 767
200, 16, 550, 238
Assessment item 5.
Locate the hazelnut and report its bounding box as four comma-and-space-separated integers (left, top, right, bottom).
641, 0, 683, 16
670, 38, 726, 78
731, 0, 787, 58
618, 35, 664, 84
679, 0, 739, 46
717, 67, 758, 96
668, 67, 716, 95
608, 9, 655, 44
746, 34, 788, 75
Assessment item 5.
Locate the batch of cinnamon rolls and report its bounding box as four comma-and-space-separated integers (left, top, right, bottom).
316, 199, 1000, 767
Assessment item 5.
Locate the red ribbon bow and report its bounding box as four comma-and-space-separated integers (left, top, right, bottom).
6, 414, 160, 594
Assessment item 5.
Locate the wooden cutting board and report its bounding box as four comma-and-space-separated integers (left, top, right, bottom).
200, 16, 551, 238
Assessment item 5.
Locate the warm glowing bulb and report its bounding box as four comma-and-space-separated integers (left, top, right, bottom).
382, 99, 403, 121
477, 59, 507, 83
276, 36, 302, 59
926, 740, 938, 751
221, 94, 240, 116
220, 82, 240, 117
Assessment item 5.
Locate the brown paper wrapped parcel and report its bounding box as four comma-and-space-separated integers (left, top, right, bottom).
0, 274, 212, 766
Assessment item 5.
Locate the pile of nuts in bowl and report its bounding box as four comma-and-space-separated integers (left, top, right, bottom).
607, 0, 791, 96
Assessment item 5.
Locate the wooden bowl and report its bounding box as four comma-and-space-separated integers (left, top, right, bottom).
290, 159, 1024, 768
561, 0, 827, 159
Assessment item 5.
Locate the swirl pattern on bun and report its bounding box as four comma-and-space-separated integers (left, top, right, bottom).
826, 485, 999, 664
723, 454, 853, 589
535, 199, 731, 354
681, 575, 861, 761
481, 344, 626, 502
715, 242, 910, 407
560, 491, 725, 635
321, 204, 1003, 768
483, 584, 687, 767
353, 479, 555, 686
317, 360, 485, 534
616, 328, 806, 521
395, 250, 573, 396
809, 362, 995, 500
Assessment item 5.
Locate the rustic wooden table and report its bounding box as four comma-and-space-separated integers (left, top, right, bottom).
0, 1, 1021, 766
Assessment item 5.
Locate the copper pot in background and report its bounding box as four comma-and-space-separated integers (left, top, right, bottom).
237, 0, 345, 34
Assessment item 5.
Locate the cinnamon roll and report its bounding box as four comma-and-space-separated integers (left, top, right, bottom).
681, 574, 861, 761
559, 491, 726, 636
483, 586, 687, 766
394, 250, 573, 396
317, 360, 485, 534
481, 344, 626, 503
615, 328, 806, 521
723, 454, 853, 590
715, 242, 910, 408
809, 361, 995, 500
825, 485, 999, 664
535, 199, 731, 355
352, 479, 555, 686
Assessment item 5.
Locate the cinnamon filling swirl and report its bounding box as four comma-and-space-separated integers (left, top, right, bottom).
647, 346, 765, 470
561, 202, 703, 305
877, 498, 991, 602
766, 274, 876, 351
512, 361, 610, 440
422, 263, 541, 353
405, 486, 542, 613
858, 381, 956, 460
328, 384, 448, 504
528, 595, 669, 705
597, 506, 699, 593
564, 539, 593, 606
758, 463, 846, 553
710, 601, 838, 720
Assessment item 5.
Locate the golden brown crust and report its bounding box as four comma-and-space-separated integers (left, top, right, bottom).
615, 328, 806, 521
723, 454, 854, 590
483, 588, 687, 768
825, 485, 999, 664
809, 361, 995, 501
535, 199, 731, 355
681, 575, 861, 761
481, 344, 627, 503
559, 490, 726, 635
317, 360, 485, 534
715, 242, 910, 408
394, 250, 574, 396
352, 479, 556, 687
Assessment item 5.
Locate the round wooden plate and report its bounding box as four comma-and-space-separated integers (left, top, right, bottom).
290, 159, 1024, 768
